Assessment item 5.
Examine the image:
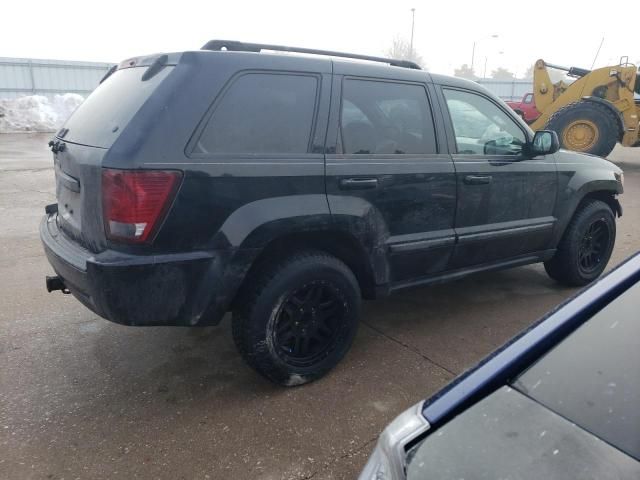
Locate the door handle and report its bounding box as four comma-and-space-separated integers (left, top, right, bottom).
339, 177, 379, 190
464, 175, 492, 185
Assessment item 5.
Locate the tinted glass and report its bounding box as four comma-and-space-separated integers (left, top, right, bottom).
340, 80, 436, 155
514, 280, 640, 460
443, 89, 526, 155
63, 66, 174, 149
407, 387, 640, 479
195, 73, 318, 155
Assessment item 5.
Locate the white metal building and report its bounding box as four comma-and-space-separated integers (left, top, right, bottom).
0, 57, 113, 99
0, 56, 532, 102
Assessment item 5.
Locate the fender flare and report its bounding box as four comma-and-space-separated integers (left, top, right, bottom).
552, 180, 622, 246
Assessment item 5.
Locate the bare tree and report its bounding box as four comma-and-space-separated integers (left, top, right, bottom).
454, 64, 477, 80
386, 36, 426, 69
491, 67, 515, 80
521, 64, 535, 80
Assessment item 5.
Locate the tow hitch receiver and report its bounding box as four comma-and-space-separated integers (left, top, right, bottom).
46, 276, 70, 294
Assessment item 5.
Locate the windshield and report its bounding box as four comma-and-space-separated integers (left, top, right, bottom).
62, 65, 174, 148
407, 279, 640, 479
406, 386, 640, 479
514, 280, 640, 460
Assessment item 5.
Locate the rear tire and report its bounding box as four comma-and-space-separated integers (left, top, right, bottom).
544, 199, 616, 286
232, 250, 361, 386
546, 101, 621, 157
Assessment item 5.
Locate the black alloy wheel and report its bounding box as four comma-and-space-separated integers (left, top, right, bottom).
273, 281, 346, 367
578, 218, 610, 275
232, 250, 361, 386
544, 199, 616, 286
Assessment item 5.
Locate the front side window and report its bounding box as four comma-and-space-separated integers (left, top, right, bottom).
194, 73, 318, 155
443, 89, 526, 156
340, 79, 436, 155
524, 93, 533, 104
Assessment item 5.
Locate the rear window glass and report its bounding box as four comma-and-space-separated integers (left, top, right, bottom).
193, 73, 318, 155
340, 79, 436, 155
63, 66, 174, 149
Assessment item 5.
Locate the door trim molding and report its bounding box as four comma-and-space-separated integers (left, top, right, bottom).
386, 217, 556, 254
390, 249, 556, 292
387, 229, 456, 254
456, 217, 556, 244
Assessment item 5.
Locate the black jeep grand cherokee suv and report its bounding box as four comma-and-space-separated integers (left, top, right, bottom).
41, 41, 624, 386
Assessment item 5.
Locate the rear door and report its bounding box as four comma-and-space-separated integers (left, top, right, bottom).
438, 86, 558, 268
325, 74, 456, 284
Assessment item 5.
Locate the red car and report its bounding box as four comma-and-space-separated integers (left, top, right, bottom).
507, 93, 540, 123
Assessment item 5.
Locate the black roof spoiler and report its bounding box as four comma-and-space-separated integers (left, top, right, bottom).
201, 39, 422, 70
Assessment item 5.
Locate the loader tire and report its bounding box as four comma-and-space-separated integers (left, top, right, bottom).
546, 101, 621, 158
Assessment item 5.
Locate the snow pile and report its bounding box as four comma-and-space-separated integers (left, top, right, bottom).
0, 94, 84, 133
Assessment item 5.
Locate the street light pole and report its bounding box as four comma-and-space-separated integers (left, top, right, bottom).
471, 41, 476, 71
472, 34, 498, 73
410, 8, 416, 59
483, 50, 504, 79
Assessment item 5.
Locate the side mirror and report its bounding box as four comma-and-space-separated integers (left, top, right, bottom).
530, 130, 560, 156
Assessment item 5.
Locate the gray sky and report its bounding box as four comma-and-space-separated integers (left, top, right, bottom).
2, 0, 636, 76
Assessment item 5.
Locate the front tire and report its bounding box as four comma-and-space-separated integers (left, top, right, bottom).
232, 251, 361, 386
544, 199, 616, 286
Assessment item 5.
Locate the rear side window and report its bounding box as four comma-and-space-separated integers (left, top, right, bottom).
194, 73, 318, 155
63, 66, 174, 149
340, 79, 436, 155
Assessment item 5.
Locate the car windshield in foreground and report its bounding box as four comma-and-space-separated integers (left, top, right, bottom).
514, 280, 640, 460
406, 386, 640, 479
406, 277, 640, 479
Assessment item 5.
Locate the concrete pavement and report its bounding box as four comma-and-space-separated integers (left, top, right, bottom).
1, 134, 638, 479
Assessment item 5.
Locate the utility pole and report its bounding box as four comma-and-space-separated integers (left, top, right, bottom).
410, 8, 416, 59
471, 41, 476, 72
472, 34, 498, 73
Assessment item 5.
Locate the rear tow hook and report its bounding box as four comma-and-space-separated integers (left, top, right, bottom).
46, 276, 70, 294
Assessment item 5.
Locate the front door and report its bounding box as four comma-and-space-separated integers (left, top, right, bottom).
325, 75, 456, 284
439, 87, 558, 268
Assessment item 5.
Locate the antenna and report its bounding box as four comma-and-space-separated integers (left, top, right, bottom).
591, 37, 605, 69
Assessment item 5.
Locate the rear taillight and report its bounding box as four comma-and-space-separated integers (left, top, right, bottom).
102, 169, 182, 244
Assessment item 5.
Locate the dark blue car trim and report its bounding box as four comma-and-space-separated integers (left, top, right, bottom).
421, 253, 640, 427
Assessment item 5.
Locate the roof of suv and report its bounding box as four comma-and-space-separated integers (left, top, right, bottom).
190, 49, 485, 92
117, 42, 490, 97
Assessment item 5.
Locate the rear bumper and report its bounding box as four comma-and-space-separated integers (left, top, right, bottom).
40, 214, 251, 326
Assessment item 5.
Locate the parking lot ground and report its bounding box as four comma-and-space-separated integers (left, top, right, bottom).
1, 134, 639, 480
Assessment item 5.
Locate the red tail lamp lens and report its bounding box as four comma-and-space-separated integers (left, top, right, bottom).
102, 169, 182, 243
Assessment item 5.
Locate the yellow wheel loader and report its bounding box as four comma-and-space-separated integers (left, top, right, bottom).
529, 58, 640, 157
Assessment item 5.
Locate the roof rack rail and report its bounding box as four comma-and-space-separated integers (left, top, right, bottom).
201, 39, 421, 70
